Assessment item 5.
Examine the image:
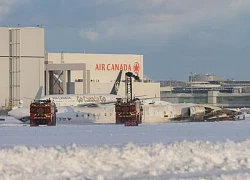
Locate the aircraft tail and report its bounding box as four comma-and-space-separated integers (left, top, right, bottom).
19, 86, 43, 109
35, 86, 43, 100
110, 70, 122, 95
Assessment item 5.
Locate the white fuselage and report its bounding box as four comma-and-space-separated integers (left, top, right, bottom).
8, 105, 102, 125
8, 93, 122, 124
41, 94, 121, 106
8, 98, 203, 125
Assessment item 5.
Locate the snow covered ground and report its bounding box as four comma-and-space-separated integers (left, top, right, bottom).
1, 116, 250, 180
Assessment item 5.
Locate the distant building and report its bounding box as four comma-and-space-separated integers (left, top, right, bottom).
160, 74, 250, 108
189, 73, 222, 82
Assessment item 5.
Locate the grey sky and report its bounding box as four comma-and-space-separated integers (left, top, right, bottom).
1, 0, 250, 81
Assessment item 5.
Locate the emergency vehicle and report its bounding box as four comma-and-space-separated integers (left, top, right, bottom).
115, 72, 143, 126
30, 99, 57, 126
115, 98, 142, 126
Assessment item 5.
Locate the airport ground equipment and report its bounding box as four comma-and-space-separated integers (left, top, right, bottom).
30, 99, 57, 126
115, 72, 142, 126
226, 110, 245, 120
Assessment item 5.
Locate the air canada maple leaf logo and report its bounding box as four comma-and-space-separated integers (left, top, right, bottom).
133, 62, 140, 74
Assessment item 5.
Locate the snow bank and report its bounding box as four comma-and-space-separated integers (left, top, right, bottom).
1, 140, 250, 180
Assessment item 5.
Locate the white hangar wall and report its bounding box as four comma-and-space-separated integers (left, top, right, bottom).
45, 53, 144, 82
89, 82, 160, 99
45, 52, 160, 98
0, 27, 44, 108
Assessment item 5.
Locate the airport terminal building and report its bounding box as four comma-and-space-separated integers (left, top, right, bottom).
160, 74, 250, 108
0, 26, 160, 108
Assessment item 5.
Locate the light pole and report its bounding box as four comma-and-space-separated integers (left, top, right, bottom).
190, 72, 193, 94
170, 78, 172, 93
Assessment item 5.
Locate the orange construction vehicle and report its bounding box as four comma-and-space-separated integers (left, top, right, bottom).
115, 72, 143, 126
30, 99, 57, 126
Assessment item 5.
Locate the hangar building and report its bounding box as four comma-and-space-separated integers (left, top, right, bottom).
0, 27, 44, 108
0, 26, 160, 108
45, 53, 159, 98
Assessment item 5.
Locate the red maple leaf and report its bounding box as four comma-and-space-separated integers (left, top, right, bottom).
133, 62, 140, 74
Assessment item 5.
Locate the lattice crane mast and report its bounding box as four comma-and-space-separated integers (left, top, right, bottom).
115, 72, 142, 126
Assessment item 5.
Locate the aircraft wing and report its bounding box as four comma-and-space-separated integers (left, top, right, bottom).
135, 95, 147, 98
77, 101, 117, 107
77, 102, 101, 107
198, 104, 222, 111
99, 101, 117, 105
76, 96, 160, 107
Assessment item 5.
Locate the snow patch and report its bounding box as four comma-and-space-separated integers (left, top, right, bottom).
1, 140, 250, 179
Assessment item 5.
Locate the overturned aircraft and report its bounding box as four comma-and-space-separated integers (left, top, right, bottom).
8, 99, 244, 124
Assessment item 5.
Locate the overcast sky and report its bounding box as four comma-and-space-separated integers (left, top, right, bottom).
1, 0, 250, 81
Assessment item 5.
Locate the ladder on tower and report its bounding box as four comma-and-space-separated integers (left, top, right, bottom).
125, 75, 133, 102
